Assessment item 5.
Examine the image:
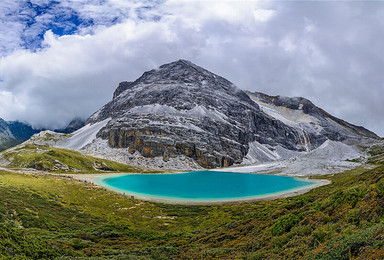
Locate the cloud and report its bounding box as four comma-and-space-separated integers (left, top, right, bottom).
0, 12, 205, 128
0, 0, 157, 55
0, 0, 383, 137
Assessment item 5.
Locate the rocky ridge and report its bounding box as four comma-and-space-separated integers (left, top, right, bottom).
248, 91, 378, 141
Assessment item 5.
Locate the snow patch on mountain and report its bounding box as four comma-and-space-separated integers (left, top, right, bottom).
58, 118, 111, 150
256, 99, 323, 134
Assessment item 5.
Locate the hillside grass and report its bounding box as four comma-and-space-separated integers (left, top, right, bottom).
1, 159, 384, 258
0, 144, 162, 173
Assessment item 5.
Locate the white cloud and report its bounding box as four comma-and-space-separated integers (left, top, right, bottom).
0, 0, 383, 137
253, 9, 275, 22
279, 36, 297, 52
0, 90, 25, 119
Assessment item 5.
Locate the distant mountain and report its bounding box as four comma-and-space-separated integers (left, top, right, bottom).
0, 119, 40, 151
0, 118, 16, 151
55, 118, 86, 134
57, 59, 378, 169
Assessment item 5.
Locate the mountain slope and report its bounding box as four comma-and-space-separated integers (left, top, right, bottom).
0, 118, 17, 151
247, 91, 378, 141
0, 119, 40, 151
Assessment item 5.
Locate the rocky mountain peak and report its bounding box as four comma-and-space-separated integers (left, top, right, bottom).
140, 59, 228, 85
88, 60, 258, 123
133, 60, 249, 103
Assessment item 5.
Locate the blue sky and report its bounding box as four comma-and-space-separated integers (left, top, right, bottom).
0, 0, 383, 137
0, 0, 161, 54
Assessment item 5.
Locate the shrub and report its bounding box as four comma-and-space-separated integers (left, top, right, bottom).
329, 186, 367, 209
272, 213, 302, 236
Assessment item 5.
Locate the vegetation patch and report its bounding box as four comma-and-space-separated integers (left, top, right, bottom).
0, 144, 384, 258
272, 213, 302, 236
0, 144, 162, 173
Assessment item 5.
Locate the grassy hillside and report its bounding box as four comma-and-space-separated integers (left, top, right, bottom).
1, 148, 384, 258
0, 144, 160, 173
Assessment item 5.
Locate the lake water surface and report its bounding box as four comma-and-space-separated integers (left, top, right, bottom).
97, 171, 320, 203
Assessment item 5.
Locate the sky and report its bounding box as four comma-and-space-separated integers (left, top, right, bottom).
0, 0, 383, 136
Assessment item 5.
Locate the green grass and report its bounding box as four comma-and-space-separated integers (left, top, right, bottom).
0, 144, 162, 173
1, 146, 384, 258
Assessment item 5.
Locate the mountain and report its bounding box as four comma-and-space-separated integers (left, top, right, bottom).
85, 60, 315, 168
59, 59, 377, 169
55, 117, 86, 134
0, 118, 17, 151
0, 119, 40, 151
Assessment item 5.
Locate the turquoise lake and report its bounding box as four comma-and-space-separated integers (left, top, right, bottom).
98, 171, 319, 202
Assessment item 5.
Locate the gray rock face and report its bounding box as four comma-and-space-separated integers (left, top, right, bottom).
87, 60, 335, 168
113, 81, 134, 99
